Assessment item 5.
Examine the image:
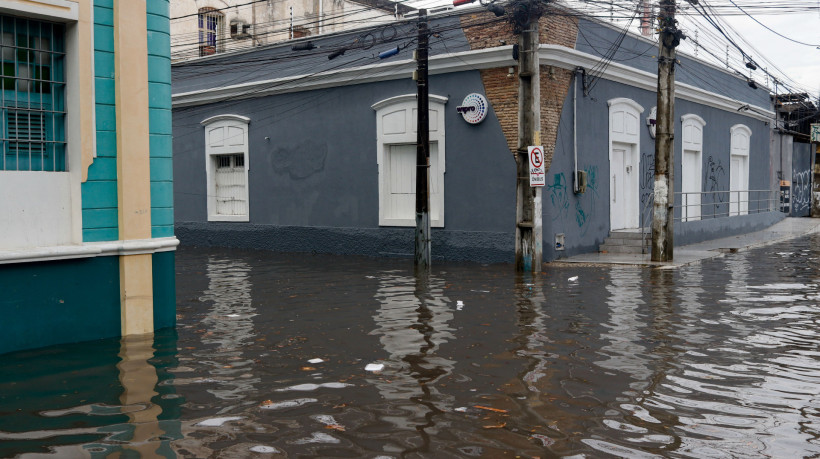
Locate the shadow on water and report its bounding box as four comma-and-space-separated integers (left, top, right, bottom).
3, 236, 820, 457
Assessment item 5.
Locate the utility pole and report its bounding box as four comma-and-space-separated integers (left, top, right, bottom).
651, 0, 681, 262
415, 9, 431, 270
514, 2, 542, 272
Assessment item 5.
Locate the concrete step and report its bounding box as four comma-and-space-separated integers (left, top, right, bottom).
599, 244, 646, 254
599, 230, 650, 254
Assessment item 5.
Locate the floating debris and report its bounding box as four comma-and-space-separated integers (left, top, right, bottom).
474, 405, 508, 413
259, 398, 318, 410
195, 416, 243, 427
291, 432, 340, 445
365, 363, 385, 372
456, 300, 465, 311
568, 276, 579, 282
249, 445, 280, 453
454, 407, 468, 412
308, 358, 325, 364
275, 382, 352, 392
531, 433, 555, 446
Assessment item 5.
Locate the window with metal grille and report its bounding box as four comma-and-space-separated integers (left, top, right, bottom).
1, 14, 66, 172
198, 8, 223, 57
214, 154, 248, 216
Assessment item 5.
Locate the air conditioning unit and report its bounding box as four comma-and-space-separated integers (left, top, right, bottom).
230, 20, 251, 39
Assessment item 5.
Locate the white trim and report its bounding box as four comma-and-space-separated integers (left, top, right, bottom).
607, 97, 644, 113
608, 98, 642, 230
173, 44, 774, 122
0, 0, 79, 22
371, 94, 449, 111
681, 113, 706, 126
201, 113, 251, 126
374, 94, 447, 227
681, 114, 705, 222
204, 116, 251, 222
0, 237, 180, 264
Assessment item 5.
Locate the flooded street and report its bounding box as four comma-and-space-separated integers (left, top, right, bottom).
3, 235, 820, 458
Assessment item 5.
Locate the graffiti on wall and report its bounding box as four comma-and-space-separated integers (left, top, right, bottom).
793, 169, 811, 213
640, 151, 655, 210
548, 165, 600, 237
704, 155, 726, 216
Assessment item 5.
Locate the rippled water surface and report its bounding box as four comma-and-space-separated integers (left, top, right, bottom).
3, 235, 820, 458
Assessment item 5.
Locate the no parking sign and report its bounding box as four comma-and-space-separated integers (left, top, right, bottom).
528, 146, 545, 187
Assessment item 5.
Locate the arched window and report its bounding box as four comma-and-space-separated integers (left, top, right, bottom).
729, 124, 751, 216
198, 8, 224, 56
201, 114, 250, 221
681, 114, 705, 221
372, 94, 448, 227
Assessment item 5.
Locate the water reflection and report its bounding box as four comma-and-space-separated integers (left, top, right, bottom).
367, 271, 456, 453
0, 332, 181, 457
597, 268, 652, 381
187, 258, 259, 402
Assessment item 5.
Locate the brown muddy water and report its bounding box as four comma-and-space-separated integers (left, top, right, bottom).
2, 235, 820, 458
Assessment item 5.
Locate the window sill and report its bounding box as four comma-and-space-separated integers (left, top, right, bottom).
0, 236, 179, 265
208, 215, 250, 222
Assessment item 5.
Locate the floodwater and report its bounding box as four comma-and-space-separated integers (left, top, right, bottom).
2, 236, 820, 458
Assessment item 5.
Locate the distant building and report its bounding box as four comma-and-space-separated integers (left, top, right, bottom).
0, 0, 176, 354
171, 5, 787, 263
170, 0, 414, 61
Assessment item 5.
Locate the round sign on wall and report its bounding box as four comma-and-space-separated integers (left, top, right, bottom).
456, 93, 489, 124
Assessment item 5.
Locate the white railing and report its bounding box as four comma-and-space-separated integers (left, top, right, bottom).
675, 189, 778, 222
638, 189, 778, 254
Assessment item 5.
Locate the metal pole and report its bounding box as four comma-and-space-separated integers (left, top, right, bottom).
415, 9, 431, 269
515, 6, 542, 272
651, 0, 678, 262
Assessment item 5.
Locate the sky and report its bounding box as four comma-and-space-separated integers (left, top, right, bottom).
717, 12, 820, 99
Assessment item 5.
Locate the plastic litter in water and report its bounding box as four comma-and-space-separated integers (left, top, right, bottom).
275, 382, 352, 392
568, 276, 579, 282
308, 358, 324, 364
249, 445, 280, 453
259, 398, 318, 410
365, 363, 385, 372
454, 407, 468, 412
456, 300, 464, 311
195, 416, 243, 427
291, 432, 341, 445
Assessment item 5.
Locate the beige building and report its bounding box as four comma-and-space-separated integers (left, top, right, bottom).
170, 0, 414, 61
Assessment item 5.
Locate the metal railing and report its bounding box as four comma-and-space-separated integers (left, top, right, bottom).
639, 189, 778, 254
676, 189, 778, 222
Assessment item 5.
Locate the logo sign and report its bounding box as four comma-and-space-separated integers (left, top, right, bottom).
646, 106, 657, 139
456, 93, 488, 124
811, 123, 820, 143
528, 146, 545, 187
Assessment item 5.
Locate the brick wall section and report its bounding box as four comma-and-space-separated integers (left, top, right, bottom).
461, 11, 578, 170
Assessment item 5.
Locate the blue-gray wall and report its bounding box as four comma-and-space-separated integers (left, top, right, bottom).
174, 70, 519, 263
792, 142, 813, 217
173, 13, 781, 263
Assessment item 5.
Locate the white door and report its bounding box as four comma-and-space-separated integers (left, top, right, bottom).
610, 142, 639, 230
730, 154, 748, 215
682, 150, 701, 221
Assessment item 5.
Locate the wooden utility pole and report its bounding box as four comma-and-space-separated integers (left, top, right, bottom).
514, 4, 542, 272
415, 9, 431, 269
651, 0, 679, 262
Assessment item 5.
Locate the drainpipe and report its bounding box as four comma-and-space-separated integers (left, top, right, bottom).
290, 6, 293, 39
573, 67, 580, 193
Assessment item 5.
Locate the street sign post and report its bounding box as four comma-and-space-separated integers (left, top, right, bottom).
528, 146, 545, 187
